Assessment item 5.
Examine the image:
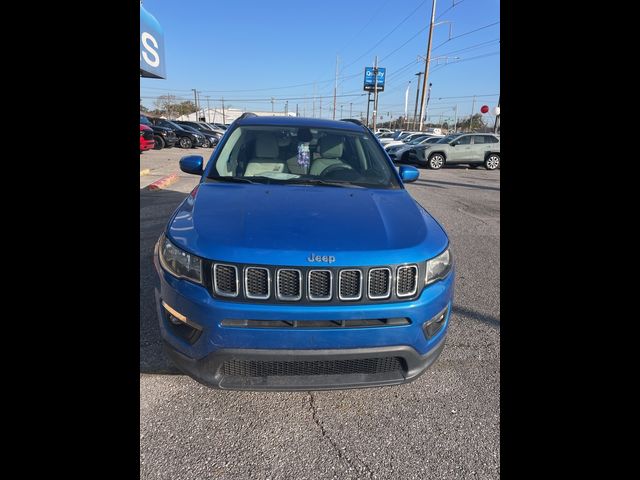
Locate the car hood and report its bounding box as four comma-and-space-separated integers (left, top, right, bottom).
167, 183, 449, 266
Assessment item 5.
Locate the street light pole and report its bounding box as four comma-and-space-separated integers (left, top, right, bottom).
404, 81, 411, 129
418, 0, 437, 131
412, 72, 423, 130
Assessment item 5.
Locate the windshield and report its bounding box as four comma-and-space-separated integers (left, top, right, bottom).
140, 115, 152, 126
207, 125, 400, 189
407, 135, 428, 144
436, 134, 461, 144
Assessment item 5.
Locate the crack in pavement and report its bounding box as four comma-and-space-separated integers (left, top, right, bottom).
307, 392, 375, 479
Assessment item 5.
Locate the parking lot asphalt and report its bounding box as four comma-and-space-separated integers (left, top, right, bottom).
140, 148, 500, 480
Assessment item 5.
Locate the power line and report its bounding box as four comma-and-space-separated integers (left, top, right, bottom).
432, 21, 500, 51
341, 0, 429, 72
435, 0, 467, 21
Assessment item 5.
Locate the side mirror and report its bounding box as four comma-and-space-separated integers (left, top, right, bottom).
399, 165, 419, 183
179, 155, 204, 175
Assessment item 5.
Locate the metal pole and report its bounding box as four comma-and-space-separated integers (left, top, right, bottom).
333, 55, 338, 120
418, 0, 437, 131
271, 97, 275, 114
340, 104, 343, 118
319, 97, 322, 118
493, 95, 500, 133
453, 104, 458, 132
404, 81, 411, 129
221, 97, 226, 124
412, 72, 423, 130
206, 96, 211, 122
350, 102, 353, 118
192, 88, 198, 120
470, 95, 476, 132
372, 56, 378, 132
366, 93, 371, 127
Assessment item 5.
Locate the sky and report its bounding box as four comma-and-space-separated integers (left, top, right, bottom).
140, 0, 500, 124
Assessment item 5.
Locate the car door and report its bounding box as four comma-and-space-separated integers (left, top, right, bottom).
469, 135, 489, 163
447, 135, 472, 163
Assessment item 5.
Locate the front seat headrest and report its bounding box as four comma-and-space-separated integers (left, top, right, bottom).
254, 134, 278, 158
318, 135, 344, 158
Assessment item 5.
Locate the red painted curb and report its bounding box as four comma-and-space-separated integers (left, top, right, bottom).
147, 173, 179, 191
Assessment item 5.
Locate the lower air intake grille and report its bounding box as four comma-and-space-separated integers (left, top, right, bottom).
396, 265, 418, 297
222, 357, 404, 377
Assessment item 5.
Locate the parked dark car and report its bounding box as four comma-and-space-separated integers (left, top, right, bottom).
140, 124, 155, 152
140, 115, 177, 150
147, 118, 202, 149
174, 121, 221, 148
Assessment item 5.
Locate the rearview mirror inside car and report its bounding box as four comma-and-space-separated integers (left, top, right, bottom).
180, 155, 204, 175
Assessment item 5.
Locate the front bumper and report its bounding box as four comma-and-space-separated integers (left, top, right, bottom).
140, 138, 154, 150
153, 251, 454, 390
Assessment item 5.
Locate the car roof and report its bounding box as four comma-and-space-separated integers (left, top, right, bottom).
235, 115, 365, 132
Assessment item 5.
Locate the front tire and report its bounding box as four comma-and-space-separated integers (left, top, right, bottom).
202, 138, 211, 148
153, 136, 165, 150
179, 137, 193, 149
428, 153, 445, 170
484, 153, 500, 170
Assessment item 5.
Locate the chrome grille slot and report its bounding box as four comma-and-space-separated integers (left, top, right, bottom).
277, 269, 302, 300
308, 270, 332, 301
213, 264, 239, 297
245, 267, 270, 299
368, 268, 391, 299
339, 269, 362, 300
396, 265, 418, 297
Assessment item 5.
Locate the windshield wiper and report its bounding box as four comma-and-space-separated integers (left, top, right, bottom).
209, 176, 274, 184
286, 178, 364, 188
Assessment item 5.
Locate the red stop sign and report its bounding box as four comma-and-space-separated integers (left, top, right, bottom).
480, 105, 489, 114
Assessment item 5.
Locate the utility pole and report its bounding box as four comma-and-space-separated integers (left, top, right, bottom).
493, 95, 500, 133
205, 95, 211, 122
412, 72, 423, 130
296, 103, 299, 117
453, 104, 458, 132
192, 88, 198, 120
285, 101, 289, 116
372, 56, 379, 132
350, 102, 353, 118
271, 97, 275, 114
366, 93, 371, 127
340, 104, 343, 118
404, 81, 411, 129
470, 95, 476, 132
418, 0, 437, 131
319, 97, 322, 118
221, 97, 226, 124
333, 55, 339, 120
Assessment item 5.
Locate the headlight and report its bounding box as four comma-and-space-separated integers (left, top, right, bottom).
158, 235, 203, 284
425, 247, 452, 285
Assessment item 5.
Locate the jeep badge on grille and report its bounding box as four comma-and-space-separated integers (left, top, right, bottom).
307, 254, 336, 264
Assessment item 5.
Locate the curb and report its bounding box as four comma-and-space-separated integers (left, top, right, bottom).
147, 173, 179, 191
140, 168, 151, 177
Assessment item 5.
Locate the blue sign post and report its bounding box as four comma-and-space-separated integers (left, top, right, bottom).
140, 4, 166, 79
363, 67, 385, 92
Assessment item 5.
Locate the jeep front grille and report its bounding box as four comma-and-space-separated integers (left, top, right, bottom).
277, 269, 302, 300
396, 265, 418, 297
308, 270, 332, 301
245, 267, 270, 299
339, 270, 362, 300
213, 264, 238, 297
208, 263, 424, 304
368, 268, 391, 299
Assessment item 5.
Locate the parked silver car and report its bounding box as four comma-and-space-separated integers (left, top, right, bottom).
413, 133, 500, 170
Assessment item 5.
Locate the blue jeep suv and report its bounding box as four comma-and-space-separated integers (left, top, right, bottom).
153, 115, 454, 390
